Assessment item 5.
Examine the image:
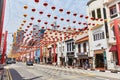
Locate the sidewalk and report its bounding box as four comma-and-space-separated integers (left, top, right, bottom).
34, 64, 120, 79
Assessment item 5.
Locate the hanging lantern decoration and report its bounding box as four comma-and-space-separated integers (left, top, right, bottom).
19, 27, 22, 30
27, 26, 30, 28
25, 29, 28, 31
80, 14, 83, 18
39, 11, 43, 15
88, 23, 91, 26
73, 13, 77, 17
91, 17, 95, 20
73, 28, 76, 30
66, 19, 70, 22
24, 5, 28, 9
54, 16, 58, 20
33, 28, 36, 30
44, 22, 48, 25
37, 20, 41, 23
85, 16, 89, 19
23, 14, 27, 17
59, 8, 63, 12
73, 21, 76, 24
83, 22, 86, 25
78, 28, 82, 31
21, 24, 24, 26
51, 24, 54, 27
34, 0, 39, 3
57, 25, 60, 28
43, 2, 48, 7
32, 8, 36, 12
47, 14, 51, 18
66, 11, 70, 15
100, 18, 103, 21
47, 28, 50, 30
68, 27, 71, 30
29, 23, 32, 25
51, 6, 56, 10
23, 20, 26, 23
31, 17, 34, 20
78, 22, 81, 25
60, 18, 64, 21
63, 27, 66, 29
95, 18, 99, 21
92, 23, 95, 26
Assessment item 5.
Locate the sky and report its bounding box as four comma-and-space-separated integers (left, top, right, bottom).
3, 0, 89, 54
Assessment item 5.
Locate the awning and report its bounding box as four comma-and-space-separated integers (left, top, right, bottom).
109, 45, 117, 52
75, 36, 88, 43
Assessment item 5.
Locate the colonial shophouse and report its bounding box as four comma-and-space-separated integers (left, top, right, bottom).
75, 28, 91, 68
105, 0, 120, 70
87, 0, 109, 69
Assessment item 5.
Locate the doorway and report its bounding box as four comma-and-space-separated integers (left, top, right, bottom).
95, 54, 104, 68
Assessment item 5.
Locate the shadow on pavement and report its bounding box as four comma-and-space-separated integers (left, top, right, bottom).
9, 69, 43, 80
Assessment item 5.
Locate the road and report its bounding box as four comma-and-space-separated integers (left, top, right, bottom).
5, 62, 120, 80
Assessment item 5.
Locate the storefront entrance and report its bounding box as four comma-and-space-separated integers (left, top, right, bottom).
95, 54, 104, 68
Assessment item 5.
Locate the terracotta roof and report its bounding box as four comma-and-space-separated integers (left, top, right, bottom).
75, 36, 88, 43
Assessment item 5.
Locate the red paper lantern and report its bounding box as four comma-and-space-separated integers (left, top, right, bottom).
59, 8, 63, 12
27, 26, 30, 28
73, 28, 76, 30
88, 23, 91, 25
80, 15, 83, 18
66, 19, 70, 22
23, 20, 26, 23
37, 20, 41, 23
63, 27, 66, 29
73, 21, 76, 24
91, 17, 95, 20
39, 11, 43, 14
44, 22, 48, 25
33, 28, 36, 30
47, 14, 51, 18
73, 13, 77, 17
60, 18, 64, 21
85, 16, 89, 19
66, 11, 70, 15
51, 24, 54, 27
51, 6, 56, 10
57, 25, 60, 28
78, 22, 81, 25
23, 14, 27, 17
25, 29, 28, 31
54, 16, 58, 19
43, 2, 48, 7
34, 0, 39, 3
31, 17, 34, 20
100, 18, 103, 21
21, 24, 24, 26
92, 23, 95, 26
78, 28, 82, 31
29, 23, 32, 25
24, 5, 28, 9
47, 28, 50, 30
32, 8, 36, 12
83, 23, 86, 25
95, 18, 99, 21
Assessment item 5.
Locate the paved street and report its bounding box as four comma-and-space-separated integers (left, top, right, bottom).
4, 62, 120, 80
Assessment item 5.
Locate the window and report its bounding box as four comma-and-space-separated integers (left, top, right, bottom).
72, 42, 74, 51
70, 43, 71, 51
83, 43, 86, 52
92, 10, 96, 18
67, 44, 69, 51
119, 3, 120, 12
109, 5, 117, 18
93, 31, 105, 41
97, 8, 101, 18
78, 44, 81, 53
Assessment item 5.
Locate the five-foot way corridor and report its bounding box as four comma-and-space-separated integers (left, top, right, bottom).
4, 62, 120, 80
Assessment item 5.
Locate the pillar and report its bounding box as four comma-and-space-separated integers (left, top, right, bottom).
114, 19, 120, 66
53, 43, 56, 63
40, 46, 43, 62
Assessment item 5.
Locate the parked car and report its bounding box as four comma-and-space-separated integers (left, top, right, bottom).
6, 60, 12, 64
26, 61, 33, 66
11, 60, 16, 64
